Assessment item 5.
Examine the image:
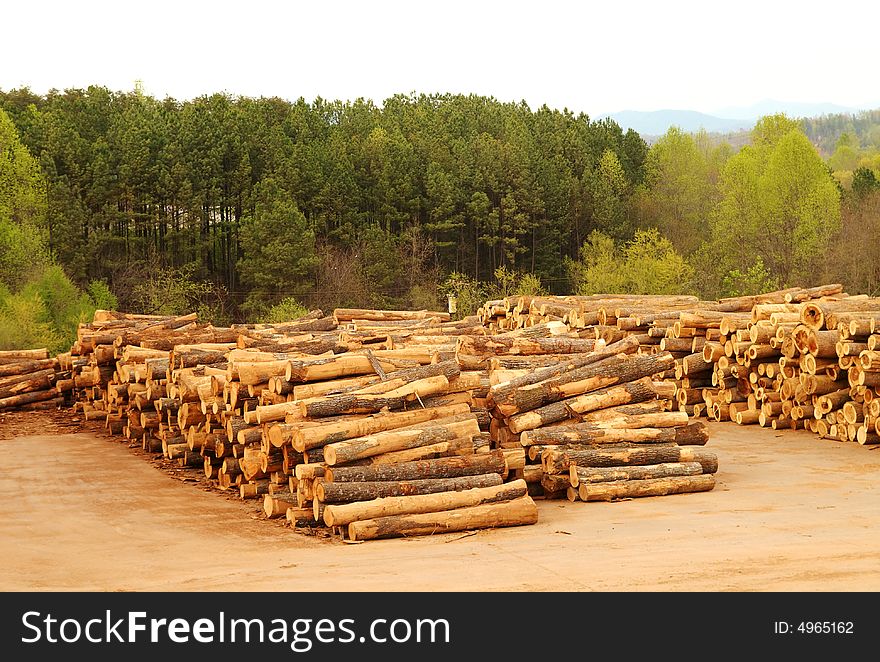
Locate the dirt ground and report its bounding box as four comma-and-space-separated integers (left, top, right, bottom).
1, 411, 879, 591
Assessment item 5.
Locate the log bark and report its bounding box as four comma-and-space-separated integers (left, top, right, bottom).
0, 369, 54, 399
286, 354, 402, 383
316, 473, 503, 503
674, 422, 709, 446
290, 403, 469, 451
570, 461, 704, 486
520, 426, 677, 446
263, 492, 298, 518
0, 388, 61, 410
0, 358, 59, 378
494, 352, 674, 417
300, 393, 407, 418
578, 474, 716, 501
508, 376, 657, 433
458, 335, 601, 357
323, 417, 480, 465
542, 445, 718, 474
325, 450, 506, 482
334, 308, 451, 323
366, 437, 473, 465
347, 495, 538, 541
489, 339, 639, 404
323, 479, 527, 527
520, 411, 687, 445
0, 348, 48, 362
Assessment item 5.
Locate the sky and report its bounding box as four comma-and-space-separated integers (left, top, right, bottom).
2, 0, 877, 115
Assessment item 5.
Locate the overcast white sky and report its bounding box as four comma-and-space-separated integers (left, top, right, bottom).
2, 0, 876, 115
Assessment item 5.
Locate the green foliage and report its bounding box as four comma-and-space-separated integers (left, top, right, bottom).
568, 229, 694, 295
0, 215, 50, 290
719, 257, 780, 298
442, 272, 488, 319
238, 177, 319, 314
710, 126, 840, 287
85, 279, 118, 311
0, 87, 649, 313
589, 149, 629, 240
0, 289, 61, 352
132, 266, 228, 324
261, 297, 309, 323
853, 167, 880, 197
0, 107, 45, 227
638, 127, 727, 255
751, 114, 801, 147
25, 265, 98, 350
516, 272, 547, 296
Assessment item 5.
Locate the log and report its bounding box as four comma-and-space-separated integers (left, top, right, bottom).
323, 417, 480, 465
494, 352, 674, 417
519, 426, 677, 446
488, 338, 640, 406
0, 369, 54, 399
325, 450, 506, 482
542, 445, 718, 474
577, 474, 716, 501
323, 479, 527, 526
0, 388, 59, 410
458, 335, 602, 357
334, 308, 451, 323
508, 376, 657, 433
300, 393, 407, 418
263, 492, 298, 518
366, 436, 474, 465
347, 494, 538, 541
0, 348, 48, 362
0, 358, 59, 378
286, 354, 401, 383
316, 473, 503, 503
289, 403, 469, 451
674, 422, 709, 446
570, 461, 705, 486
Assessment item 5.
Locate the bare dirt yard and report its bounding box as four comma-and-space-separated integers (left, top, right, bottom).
1, 412, 878, 591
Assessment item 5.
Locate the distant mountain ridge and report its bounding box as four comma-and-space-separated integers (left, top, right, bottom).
605, 99, 877, 137
607, 110, 751, 136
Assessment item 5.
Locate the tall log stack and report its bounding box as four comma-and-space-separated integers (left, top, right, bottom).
478, 327, 719, 502
688, 287, 880, 445
0, 349, 68, 411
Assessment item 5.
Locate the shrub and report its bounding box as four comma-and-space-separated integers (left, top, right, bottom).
568, 229, 695, 295
262, 297, 310, 323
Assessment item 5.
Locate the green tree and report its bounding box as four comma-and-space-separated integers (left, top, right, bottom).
589, 149, 629, 240
709, 120, 840, 289
638, 127, 725, 254
237, 177, 318, 315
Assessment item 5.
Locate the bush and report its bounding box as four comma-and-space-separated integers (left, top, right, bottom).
0, 289, 62, 352
262, 297, 310, 323
568, 229, 695, 295
720, 257, 780, 298
0, 218, 50, 291
132, 266, 229, 325
441, 272, 488, 319
86, 279, 118, 311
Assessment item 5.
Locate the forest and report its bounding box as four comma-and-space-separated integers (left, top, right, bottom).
2, 86, 880, 351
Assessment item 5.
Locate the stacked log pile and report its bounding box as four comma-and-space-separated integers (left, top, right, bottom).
0, 349, 67, 411
479, 330, 719, 502
692, 289, 880, 445
64, 307, 538, 540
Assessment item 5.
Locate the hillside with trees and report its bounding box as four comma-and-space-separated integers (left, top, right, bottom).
1, 86, 879, 349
